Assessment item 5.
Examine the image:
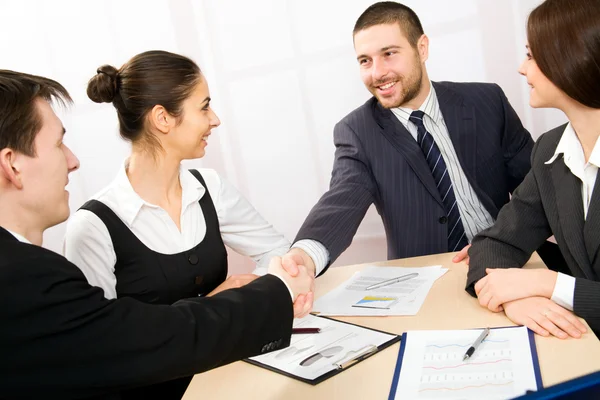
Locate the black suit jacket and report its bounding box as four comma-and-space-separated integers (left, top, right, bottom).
466, 124, 600, 332
295, 81, 534, 272
0, 228, 292, 400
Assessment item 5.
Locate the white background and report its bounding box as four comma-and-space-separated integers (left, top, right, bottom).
0, 0, 566, 273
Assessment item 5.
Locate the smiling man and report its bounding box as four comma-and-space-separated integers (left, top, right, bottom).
279, 1, 548, 286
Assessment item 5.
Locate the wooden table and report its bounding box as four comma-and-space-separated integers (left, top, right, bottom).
183, 252, 600, 399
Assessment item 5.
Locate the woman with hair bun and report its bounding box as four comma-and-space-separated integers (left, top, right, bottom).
467, 0, 600, 339
64, 50, 307, 399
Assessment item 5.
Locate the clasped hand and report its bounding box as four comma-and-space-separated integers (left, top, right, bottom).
475, 268, 556, 312
475, 268, 586, 339
268, 249, 316, 318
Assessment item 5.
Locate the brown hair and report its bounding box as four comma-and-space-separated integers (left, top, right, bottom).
87, 50, 203, 147
0, 70, 71, 156
527, 0, 600, 108
353, 1, 424, 47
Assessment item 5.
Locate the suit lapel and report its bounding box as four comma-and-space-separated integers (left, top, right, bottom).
373, 101, 444, 208
551, 157, 595, 279
434, 83, 477, 176
434, 83, 498, 216
584, 170, 600, 268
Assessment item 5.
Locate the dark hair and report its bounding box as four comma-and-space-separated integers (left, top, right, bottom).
87, 50, 203, 146
353, 1, 424, 47
0, 70, 71, 157
528, 0, 600, 108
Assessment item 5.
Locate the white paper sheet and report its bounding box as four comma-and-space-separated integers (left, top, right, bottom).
313, 266, 448, 316
392, 326, 539, 399
248, 315, 396, 381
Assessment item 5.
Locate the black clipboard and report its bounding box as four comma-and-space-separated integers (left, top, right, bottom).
244, 315, 401, 385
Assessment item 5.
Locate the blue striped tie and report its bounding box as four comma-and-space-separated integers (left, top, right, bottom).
409, 110, 469, 252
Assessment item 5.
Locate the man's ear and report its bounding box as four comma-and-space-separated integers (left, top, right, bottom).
148, 105, 172, 135
0, 148, 24, 190
417, 34, 429, 63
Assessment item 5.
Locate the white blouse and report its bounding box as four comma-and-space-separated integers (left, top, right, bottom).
544, 123, 600, 311
63, 163, 290, 299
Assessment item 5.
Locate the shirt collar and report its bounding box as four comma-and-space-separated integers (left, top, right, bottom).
180, 168, 205, 210
391, 81, 443, 128
545, 123, 600, 168
589, 136, 600, 169
110, 159, 205, 227
6, 229, 31, 244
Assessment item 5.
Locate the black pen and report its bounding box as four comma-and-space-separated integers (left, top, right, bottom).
292, 328, 320, 334
463, 327, 490, 361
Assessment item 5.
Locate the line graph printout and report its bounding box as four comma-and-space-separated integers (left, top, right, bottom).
391, 326, 540, 400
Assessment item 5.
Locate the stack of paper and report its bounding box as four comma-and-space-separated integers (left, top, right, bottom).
313, 265, 448, 316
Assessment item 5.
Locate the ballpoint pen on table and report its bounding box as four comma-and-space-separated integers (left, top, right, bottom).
365, 272, 419, 291
463, 327, 490, 361
333, 345, 378, 370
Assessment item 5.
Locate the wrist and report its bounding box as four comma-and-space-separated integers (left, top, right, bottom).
536, 269, 558, 298
289, 247, 316, 277
269, 272, 296, 301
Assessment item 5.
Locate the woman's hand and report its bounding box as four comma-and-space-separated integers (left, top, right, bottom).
206, 274, 260, 296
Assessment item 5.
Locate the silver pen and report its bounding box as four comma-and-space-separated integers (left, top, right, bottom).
365, 272, 419, 291
463, 327, 490, 361
333, 345, 378, 370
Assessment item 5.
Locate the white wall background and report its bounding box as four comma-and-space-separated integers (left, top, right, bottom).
0, 0, 567, 274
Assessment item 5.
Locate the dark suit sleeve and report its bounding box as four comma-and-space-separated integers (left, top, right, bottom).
572, 279, 600, 332
294, 120, 377, 273
466, 139, 552, 295
1, 253, 293, 399
496, 84, 535, 193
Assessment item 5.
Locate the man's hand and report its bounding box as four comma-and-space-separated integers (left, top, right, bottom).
268, 256, 313, 316
206, 274, 260, 297
475, 268, 558, 312
503, 297, 587, 339
279, 248, 316, 318
452, 244, 471, 264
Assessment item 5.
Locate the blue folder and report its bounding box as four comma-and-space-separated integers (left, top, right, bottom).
388, 326, 542, 400
512, 370, 600, 399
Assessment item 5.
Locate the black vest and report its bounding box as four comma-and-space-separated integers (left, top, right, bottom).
80, 169, 228, 399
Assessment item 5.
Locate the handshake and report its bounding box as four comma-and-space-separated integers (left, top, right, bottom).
268, 249, 316, 318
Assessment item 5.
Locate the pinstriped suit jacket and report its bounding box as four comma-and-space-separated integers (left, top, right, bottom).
295, 81, 534, 272
466, 123, 600, 332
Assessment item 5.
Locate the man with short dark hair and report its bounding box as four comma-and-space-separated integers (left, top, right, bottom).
279, 2, 557, 304
0, 70, 311, 400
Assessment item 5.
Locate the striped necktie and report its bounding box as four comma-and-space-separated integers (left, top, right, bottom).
409, 110, 469, 252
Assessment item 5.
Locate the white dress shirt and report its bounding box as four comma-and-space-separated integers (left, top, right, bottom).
545, 123, 600, 310
64, 162, 291, 299
392, 83, 495, 242
295, 83, 495, 274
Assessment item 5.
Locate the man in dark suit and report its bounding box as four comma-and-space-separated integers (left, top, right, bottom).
0, 70, 311, 399
279, 2, 546, 305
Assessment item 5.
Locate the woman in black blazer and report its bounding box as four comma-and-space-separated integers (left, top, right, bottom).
466, 0, 600, 337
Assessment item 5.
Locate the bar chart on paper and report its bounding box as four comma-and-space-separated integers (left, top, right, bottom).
390, 326, 541, 400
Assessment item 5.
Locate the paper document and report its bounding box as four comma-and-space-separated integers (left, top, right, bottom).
313, 266, 448, 316
248, 314, 397, 381
390, 326, 541, 400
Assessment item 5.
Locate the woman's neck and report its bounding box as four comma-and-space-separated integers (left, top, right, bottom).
564, 103, 600, 162
126, 148, 182, 208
